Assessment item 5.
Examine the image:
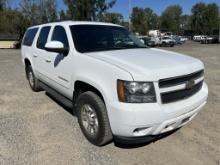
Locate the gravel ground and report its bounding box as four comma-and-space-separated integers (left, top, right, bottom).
0, 41, 219, 165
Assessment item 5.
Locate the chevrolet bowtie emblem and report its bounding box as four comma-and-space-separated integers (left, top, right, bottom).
185, 80, 195, 89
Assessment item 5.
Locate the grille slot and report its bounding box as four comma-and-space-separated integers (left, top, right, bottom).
161, 81, 203, 104
159, 70, 204, 88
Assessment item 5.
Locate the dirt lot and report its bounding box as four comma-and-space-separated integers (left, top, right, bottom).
0, 41, 219, 165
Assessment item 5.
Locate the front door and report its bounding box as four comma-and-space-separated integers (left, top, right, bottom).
44, 25, 72, 94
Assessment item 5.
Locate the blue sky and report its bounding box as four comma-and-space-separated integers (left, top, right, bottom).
109, 0, 220, 19
11, 0, 220, 20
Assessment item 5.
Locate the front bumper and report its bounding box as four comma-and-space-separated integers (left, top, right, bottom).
107, 82, 208, 137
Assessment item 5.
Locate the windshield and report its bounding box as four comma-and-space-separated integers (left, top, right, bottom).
70, 25, 146, 53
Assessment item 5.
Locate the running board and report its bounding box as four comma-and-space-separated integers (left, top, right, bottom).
39, 81, 73, 109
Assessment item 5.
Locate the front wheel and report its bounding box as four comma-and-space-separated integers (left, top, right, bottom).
161, 42, 166, 47
76, 91, 112, 146
170, 43, 174, 47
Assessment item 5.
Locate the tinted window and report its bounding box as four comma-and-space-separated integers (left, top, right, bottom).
37, 26, 51, 49
22, 28, 39, 46
51, 26, 69, 48
70, 25, 146, 53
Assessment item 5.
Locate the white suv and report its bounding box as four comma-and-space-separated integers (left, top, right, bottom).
21, 21, 208, 146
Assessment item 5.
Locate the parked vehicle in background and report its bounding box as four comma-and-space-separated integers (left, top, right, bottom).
193, 35, 206, 42
175, 36, 181, 45
151, 36, 160, 46
180, 36, 188, 43
159, 36, 175, 47
163, 35, 187, 44
138, 36, 157, 47
200, 36, 209, 44
200, 36, 207, 42
200, 35, 219, 44
193, 35, 201, 41
21, 21, 208, 146
163, 32, 173, 36
171, 35, 182, 45
148, 30, 161, 37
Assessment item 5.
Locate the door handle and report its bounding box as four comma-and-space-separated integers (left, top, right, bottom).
45, 58, 51, 63
33, 54, 38, 58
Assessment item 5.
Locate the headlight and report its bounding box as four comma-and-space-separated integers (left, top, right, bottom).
117, 80, 156, 103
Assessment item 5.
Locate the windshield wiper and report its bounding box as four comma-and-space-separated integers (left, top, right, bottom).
81, 46, 147, 53
114, 46, 147, 49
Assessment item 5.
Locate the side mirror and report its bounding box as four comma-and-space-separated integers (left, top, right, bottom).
45, 41, 69, 55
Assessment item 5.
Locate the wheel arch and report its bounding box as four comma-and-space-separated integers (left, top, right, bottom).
73, 80, 106, 105
24, 58, 31, 67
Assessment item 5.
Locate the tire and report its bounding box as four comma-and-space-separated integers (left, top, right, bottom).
170, 43, 174, 47
161, 42, 166, 47
76, 91, 112, 146
25, 65, 41, 92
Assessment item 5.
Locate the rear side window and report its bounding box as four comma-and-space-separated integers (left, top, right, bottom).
37, 26, 51, 49
22, 28, 39, 46
51, 26, 69, 48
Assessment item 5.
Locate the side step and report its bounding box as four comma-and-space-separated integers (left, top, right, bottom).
39, 81, 73, 109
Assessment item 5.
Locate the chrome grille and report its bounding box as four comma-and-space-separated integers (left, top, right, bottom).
159, 70, 204, 88
159, 70, 204, 104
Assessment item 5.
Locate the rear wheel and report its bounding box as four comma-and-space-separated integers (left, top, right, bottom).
26, 65, 41, 92
76, 91, 112, 146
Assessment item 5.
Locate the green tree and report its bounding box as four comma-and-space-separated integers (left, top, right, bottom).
20, 0, 40, 25
131, 7, 159, 35
102, 12, 123, 24
121, 21, 129, 29
180, 14, 191, 31
0, 0, 7, 11
0, 0, 6, 33
131, 7, 146, 34
39, 0, 57, 23
0, 8, 28, 39
191, 2, 207, 35
63, 0, 116, 21
59, 9, 67, 20
161, 5, 182, 32
144, 8, 160, 30
20, 0, 57, 25
205, 3, 219, 35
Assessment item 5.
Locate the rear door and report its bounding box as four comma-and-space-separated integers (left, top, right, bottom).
22, 27, 39, 72
33, 26, 52, 82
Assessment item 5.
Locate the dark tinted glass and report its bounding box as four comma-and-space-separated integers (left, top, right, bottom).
22, 28, 39, 46
37, 26, 51, 49
70, 25, 146, 53
51, 26, 69, 48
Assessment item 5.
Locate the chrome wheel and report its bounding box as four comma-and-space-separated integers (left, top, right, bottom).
77, 91, 113, 146
28, 71, 34, 87
80, 104, 99, 135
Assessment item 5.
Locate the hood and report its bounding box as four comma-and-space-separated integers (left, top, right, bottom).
85, 48, 204, 81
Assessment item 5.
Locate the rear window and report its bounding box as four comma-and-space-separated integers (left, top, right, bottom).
22, 28, 39, 46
